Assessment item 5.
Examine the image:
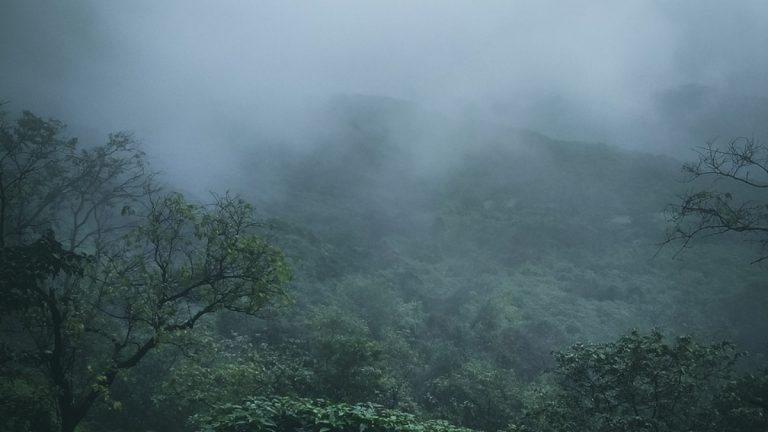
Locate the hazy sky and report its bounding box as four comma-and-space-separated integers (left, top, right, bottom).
2, 1, 768, 182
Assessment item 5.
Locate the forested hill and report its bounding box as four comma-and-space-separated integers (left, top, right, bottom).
7, 1, 768, 429
129, 95, 765, 430
236, 95, 765, 347
6, 98, 765, 432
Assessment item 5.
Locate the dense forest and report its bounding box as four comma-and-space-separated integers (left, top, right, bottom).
1, 97, 767, 432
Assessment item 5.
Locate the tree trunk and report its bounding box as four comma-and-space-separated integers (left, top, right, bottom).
60, 412, 78, 432
59, 397, 93, 432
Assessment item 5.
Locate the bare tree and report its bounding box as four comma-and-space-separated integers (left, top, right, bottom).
665, 136, 768, 263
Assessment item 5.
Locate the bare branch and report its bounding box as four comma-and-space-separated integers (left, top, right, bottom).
664, 137, 768, 263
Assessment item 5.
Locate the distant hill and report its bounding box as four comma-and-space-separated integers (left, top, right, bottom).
231, 95, 765, 357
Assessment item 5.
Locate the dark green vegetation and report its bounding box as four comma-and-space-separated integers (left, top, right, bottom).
193, 397, 476, 432
524, 330, 767, 431
0, 111, 289, 432
1, 99, 767, 431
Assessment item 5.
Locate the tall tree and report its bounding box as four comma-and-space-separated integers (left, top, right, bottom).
0, 110, 290, 432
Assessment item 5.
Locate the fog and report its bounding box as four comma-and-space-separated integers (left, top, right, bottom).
5, 4, 768, 430
3, 1, 768, 188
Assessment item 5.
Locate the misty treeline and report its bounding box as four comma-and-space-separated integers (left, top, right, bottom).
1, 102, 767, 432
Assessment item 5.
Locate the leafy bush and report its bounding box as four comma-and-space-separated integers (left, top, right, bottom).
192, 397, 477, 432
423, 358, 522, 431
718, 366, 768, 432
526, 329, 746, 432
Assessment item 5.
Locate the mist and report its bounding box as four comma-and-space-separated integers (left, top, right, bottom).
3, 3, 768, 431
3, 1, 768, 186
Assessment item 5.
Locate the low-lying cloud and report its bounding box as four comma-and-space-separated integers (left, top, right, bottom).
2, 1, 768, 188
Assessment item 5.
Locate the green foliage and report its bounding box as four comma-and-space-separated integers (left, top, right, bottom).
423, 358, 522, 431
527, 329, 745, 432
0, 230, 90, 313
153, 332, 313, 414
179, 109, 768, 432
192, 397, 477, 432
0, 109, 291, 432
300, 306, 389, 402
5, 101, 768, 432
0, 370, 58, 432
0, 231, 90, 431
718, 366, 768, 431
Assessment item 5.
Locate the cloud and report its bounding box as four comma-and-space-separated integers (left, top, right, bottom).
2, 0, 767, 179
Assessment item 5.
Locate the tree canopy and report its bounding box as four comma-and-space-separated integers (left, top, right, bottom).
523, 330, 767, 432
2, 105, 767, 432
0, 110, 290, 432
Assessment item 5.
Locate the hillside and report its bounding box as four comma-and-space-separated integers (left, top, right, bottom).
171, 96, 766, 429
252, 96, 764, 341
5, 98, 766, 432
